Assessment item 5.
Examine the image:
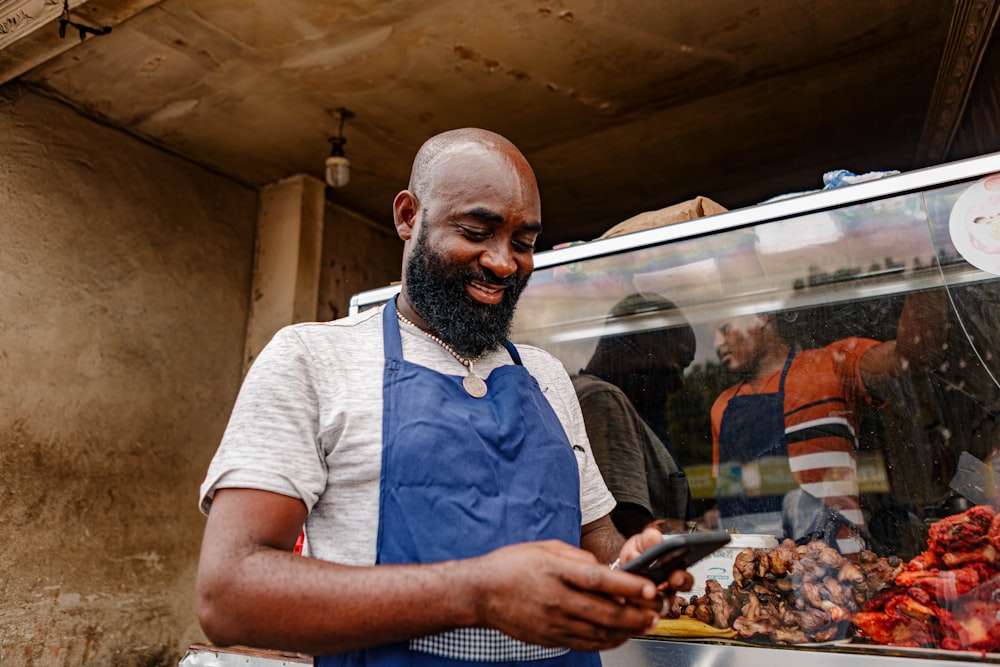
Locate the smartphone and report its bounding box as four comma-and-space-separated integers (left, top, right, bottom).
620, 531, 731, 585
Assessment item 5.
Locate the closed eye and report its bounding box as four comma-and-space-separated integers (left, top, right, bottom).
460, 227, 491, 242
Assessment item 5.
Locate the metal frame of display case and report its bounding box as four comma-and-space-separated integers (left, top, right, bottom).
601, 639, 986, 666
343, 151, 1000, 667
181, 639, 964, 666
350, 150, 1000, 316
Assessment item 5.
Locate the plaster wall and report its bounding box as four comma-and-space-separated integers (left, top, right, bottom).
317, 201, 402, 322
0, 84, 257, 666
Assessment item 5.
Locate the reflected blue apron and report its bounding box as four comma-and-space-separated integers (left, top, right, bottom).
716, 352, 793, 535
316, 297, 598, 667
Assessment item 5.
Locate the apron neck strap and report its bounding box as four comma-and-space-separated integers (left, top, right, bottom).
777, 349, 794, 393
382, 296, 404, 361
505, 341, 522, 365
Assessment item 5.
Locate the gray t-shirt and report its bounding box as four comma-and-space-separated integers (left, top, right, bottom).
200, 304, 615, 566
572, 373, 689, 522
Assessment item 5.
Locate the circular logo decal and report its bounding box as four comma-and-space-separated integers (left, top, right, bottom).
949, 173, 1000, 275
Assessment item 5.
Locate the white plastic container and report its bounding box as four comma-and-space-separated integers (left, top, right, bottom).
684, 533, 779, 598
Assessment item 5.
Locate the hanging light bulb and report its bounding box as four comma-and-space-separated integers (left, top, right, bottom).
325, 139, 350, 188
325, 108, 355, 188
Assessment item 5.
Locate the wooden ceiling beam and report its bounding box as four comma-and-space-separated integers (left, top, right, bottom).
915, 0, 1000, 165
0, 0, 164, 86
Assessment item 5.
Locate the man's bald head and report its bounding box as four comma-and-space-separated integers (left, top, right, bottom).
407, 128, 535, 199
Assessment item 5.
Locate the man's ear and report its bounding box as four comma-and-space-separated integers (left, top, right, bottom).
754, 314, 770, 329
393, 190, 419, 241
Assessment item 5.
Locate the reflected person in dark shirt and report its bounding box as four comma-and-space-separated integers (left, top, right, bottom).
572, 293, 697, 537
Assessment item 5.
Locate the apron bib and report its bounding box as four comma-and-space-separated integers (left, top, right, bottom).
317, 298, 599, 667
716, 352, 793, 537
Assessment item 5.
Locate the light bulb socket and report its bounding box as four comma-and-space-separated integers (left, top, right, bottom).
328, 135, 347, 157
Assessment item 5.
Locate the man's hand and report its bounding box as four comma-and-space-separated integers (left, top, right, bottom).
617, 526, 694, 596
469, 540, 662, 652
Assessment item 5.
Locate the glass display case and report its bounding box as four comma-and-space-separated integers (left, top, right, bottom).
351, 151, 1000, 665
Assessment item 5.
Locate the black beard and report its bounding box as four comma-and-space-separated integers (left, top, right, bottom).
404, 229, 529, 358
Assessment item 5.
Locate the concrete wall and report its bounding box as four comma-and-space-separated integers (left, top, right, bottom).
0, 82, 405, 666
317, 201, 402, 322
0, 84, 257, 666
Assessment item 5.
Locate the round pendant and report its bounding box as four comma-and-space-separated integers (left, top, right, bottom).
462, 373, 488, 398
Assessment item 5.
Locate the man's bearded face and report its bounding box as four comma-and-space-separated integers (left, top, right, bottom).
405, 223, 530, 358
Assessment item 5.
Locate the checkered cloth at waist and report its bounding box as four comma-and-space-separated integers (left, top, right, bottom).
410, 628, 569, 662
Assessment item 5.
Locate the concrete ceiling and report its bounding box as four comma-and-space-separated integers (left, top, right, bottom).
3, 0, 998, 249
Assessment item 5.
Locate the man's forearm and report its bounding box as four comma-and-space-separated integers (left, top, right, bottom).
895, 288, 948, 371
860, 289, 949, 396
581, 515, 626, 564
198, 491, 662, 656
199, 539, 667, 656
198, 547, 482, 655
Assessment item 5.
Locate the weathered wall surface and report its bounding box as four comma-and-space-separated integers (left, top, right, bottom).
317, 201, 402, 321
0, 84, 257, 665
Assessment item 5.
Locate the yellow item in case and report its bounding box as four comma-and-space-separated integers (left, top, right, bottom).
646, 617, 736, 639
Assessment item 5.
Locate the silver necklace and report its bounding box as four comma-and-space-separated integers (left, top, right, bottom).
396, 310, 488, 398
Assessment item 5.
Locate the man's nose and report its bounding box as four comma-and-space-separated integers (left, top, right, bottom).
712, 329, 724, 349
480, 243, 517, 278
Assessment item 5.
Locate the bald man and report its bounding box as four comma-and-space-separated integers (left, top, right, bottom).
196, 129, 690, 666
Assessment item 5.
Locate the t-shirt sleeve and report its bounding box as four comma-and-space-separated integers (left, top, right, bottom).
520, 351, 617, 525
827, 336, 882, 407
575, 381, 653, 512
199, 327, 329, 515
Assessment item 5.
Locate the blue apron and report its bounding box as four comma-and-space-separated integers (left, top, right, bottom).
716, 351, 794, 536
316, 298, 599, 667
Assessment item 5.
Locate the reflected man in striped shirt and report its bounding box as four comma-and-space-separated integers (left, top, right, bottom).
709, 290, 947, 554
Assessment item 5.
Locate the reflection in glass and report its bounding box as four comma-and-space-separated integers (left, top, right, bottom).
510, 172, 1000, 657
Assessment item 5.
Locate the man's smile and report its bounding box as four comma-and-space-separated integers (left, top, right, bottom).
468, 279, 506, 304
